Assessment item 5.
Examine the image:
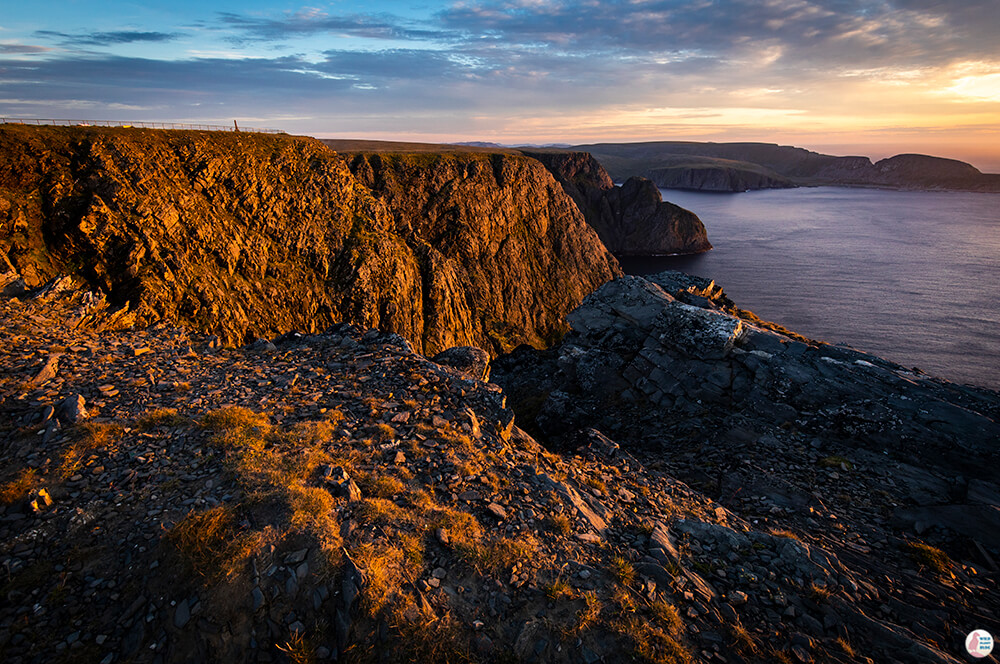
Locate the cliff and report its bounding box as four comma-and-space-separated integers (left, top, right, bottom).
0, 125, 620, 355
577, 141, 1000, 192
522, 150, 712, 255
646, 157, 795, 192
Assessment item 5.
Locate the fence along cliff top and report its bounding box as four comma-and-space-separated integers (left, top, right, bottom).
0, 118, 284, 134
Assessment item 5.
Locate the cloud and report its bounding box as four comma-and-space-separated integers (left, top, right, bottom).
436, 0, 1000, 69
216, 9, 451, 44
35, 30, 180, 47
0, 43, 51, 54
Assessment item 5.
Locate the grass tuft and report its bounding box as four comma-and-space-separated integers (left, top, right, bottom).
0, 468, 37, 504
166, 505, 273, 581
616, 615, 692, 664
59, 422, 123, 479
135, 407, 188, 430
547, 513, 572, 535
456, 535, 538, 575
649, 600, 684, 639
610, 555, 635, 585
545, 578, 573, 600
905, 541, 951, 574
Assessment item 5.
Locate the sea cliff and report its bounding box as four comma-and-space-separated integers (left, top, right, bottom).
0, 125, 620, 355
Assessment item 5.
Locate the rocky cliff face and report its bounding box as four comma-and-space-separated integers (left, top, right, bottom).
647, 163, 794, 192
0, 125, 620, 355
340, 151, 621, 352
523, 150, 712, 255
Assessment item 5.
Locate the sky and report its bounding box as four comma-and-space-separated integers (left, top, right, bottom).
2, 0, 999, 171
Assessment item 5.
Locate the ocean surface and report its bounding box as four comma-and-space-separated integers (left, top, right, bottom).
619, 187, 1000, 391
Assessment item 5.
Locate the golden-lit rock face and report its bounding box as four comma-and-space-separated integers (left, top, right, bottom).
0, 125, 620, 355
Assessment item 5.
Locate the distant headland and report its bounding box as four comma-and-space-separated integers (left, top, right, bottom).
569, 141, 1000, 193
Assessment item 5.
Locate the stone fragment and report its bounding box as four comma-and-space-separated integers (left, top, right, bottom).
57, 394, 90, 424
487, 503, 508, 520
31, 353, 61, 386
174, 599, 190, 628
433, 346, 491, 381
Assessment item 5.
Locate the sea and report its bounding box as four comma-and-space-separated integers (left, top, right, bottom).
619, 187, 1000, 391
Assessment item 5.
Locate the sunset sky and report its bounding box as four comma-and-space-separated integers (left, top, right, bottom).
3, 0, 999, 170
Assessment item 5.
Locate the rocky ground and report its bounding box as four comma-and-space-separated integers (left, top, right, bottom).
2, 274, 998, 664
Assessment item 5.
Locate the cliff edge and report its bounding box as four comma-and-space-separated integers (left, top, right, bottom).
0, 125, 620, 355
522, 150, 712, 256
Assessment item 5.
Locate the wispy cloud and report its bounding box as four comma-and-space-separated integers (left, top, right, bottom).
35, 30, 180, 47
216, 9, 451, 44
0, 43, 51, 54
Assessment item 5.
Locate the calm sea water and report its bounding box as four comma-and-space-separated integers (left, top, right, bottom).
619, 187, 1000, 391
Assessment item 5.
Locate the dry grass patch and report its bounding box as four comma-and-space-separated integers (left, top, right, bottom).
610, 555, 635, 585
356, 498, 408, 526
430, 506, 484, 543
768, 528, 802, 542
728, 623, 758, 656
135, 407, 188, 430
616, 616, 692, 664
456, 534, 538, 575
545, 578, 573, 601
59, 422, 123, 479
361, 474, 405, 499
905, 541, 951, 574
649, 600, 684, 639
276, 632, 316, 664
807, 583, 831, 603
200, 410, 343, 558
386, 609, 474, 664
572, 591, 603, 634
167, 505, 275, 581
547, 514, 572, 535
0, 468, 37, 504
818, 455, 853, 470
353, 542, 406, 614
323, 408, 346, 426
286, 485, 341, 555
201, 406, 271, 449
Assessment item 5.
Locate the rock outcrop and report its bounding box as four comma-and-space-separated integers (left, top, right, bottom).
0, 125, 620, 355
522, 150, 712, 255
577, 141, 1000, 192
494, 270, 1000, 662
647, 160, 795, 192
3, 276, 997, 664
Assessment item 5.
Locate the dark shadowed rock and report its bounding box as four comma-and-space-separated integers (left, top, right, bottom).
432, 346, 491, 381
57, 394, 89, 424
522, 150, 712, 255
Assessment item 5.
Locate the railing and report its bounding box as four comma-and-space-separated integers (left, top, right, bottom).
0, 118, 284, 134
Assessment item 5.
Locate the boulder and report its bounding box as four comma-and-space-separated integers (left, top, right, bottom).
432, 346, 491, 381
